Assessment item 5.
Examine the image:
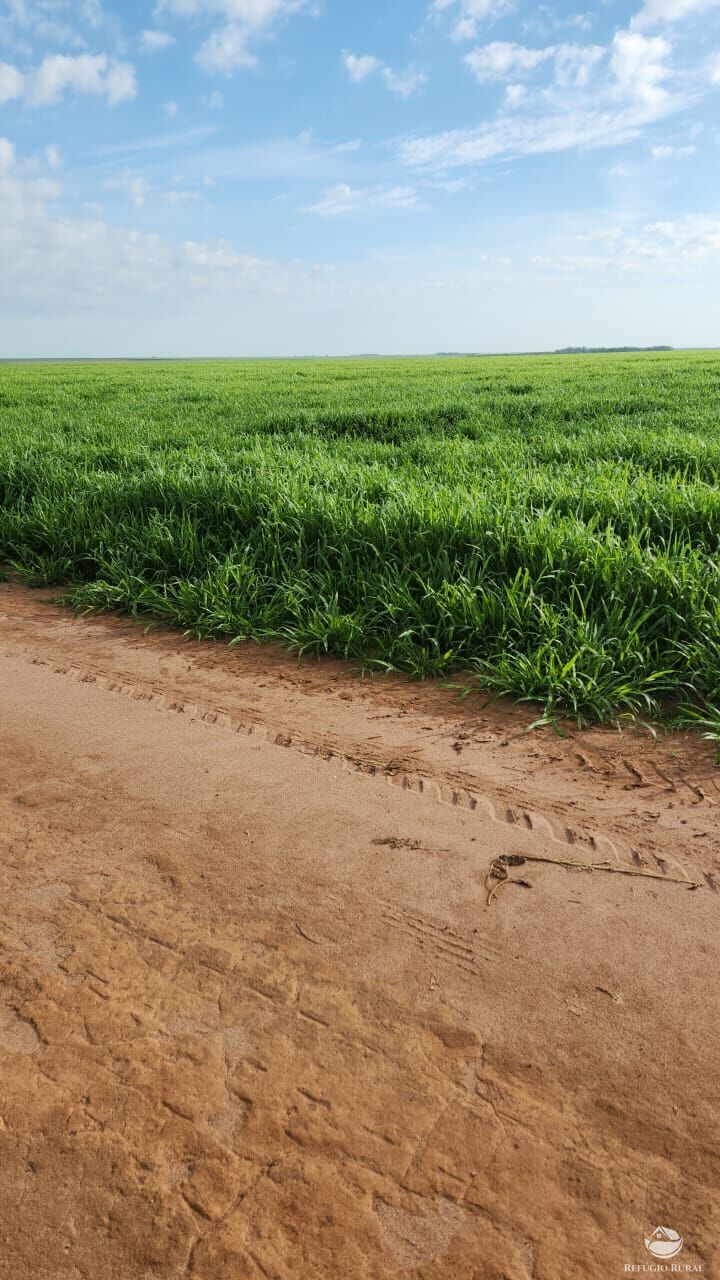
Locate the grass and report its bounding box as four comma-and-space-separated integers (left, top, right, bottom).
1, 350, 719, 727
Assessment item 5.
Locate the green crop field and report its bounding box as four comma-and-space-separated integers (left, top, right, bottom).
1, 351, 719, 728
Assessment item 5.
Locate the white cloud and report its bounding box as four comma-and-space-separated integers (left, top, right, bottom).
552, 42, 604, 87
103, 61, 137, 104
710, 51, 720, 82
464, 41, 553, 82
156, 0, 303, 22
164, 100, 179, 117
0, 142, 289, 322
465, 40, 603, 89
405, 13, 695, 177
524, 4, 593, 35
179, 241, 269, 274
0, 137, 15, 174
140, 29, 176, 53
343, 52, 382, 83
44, 143, 62, 169
0, 53, 137, 107
536, 215, 720, 272
632, 0, 720, 28
105, 168, 208, 209
0, 0, 96, 49
343, 52, 427, 97
402, 22, 684, 174
0, 61, 24, 104
633, 216, 720, 261
651, 141, 696, 155
157, 0, 307, 74
1, 135, 718, 356
503, 82, 527, 106
108, 171, 151, 207
610, 31, 671, 106
81, 0, 104, 26
195, 23, 257, 71
382, 67, 427, 97
431, 0, 514, 41
25, 53, 137, 106
399, 99, 677, 169
303, 182, 419, 216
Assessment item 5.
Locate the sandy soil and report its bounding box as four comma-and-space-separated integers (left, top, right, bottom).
0, 581, 718, 1279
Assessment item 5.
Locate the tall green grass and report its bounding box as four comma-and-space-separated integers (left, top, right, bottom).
1, 352, 719, 725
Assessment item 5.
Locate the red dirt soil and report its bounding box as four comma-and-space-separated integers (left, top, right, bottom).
0, 582, 718, 1279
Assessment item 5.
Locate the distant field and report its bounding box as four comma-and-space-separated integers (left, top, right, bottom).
1, 352, 719, 725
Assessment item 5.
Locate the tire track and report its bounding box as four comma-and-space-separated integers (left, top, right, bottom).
5, 646, 708, 887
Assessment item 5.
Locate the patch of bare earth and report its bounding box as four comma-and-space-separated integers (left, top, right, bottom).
0, 582, 717, 1279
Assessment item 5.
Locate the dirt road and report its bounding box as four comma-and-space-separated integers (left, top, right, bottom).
0, 582, 718, 1279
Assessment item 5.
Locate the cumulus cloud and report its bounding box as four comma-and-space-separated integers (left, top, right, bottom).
610, 31, 671, 106
156, 0, 307, 74
343, 52, 426, 97
464, 41, 554, 81
431, 0, 514, 41
632, 0, 720, 27
0, 0, 104, 48
0, 53, 137, 107
1, 134, 443, 356
502, 81, 525, 104
194, 23, 257, 71
303, 182, 419, 216
0, 61, 24, 104
382, 67, 428, 97
1, 133, 717, 356
465, 40, 604, 88
0, 136, 292, 315
503, 82, 527, 106
0, 137, 16, 174
402, 19, 683, 172
625, 216, 720, 262
466, 36, 658, 97
343, 52, 383, 83
140, 29, 176, 52
535, 215, 720, 272
552, 42, 605, 87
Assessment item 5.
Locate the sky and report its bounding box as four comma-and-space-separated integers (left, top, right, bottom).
0, 0, 718, 356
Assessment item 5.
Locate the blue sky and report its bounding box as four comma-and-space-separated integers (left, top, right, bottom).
0, 0, 718, 355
